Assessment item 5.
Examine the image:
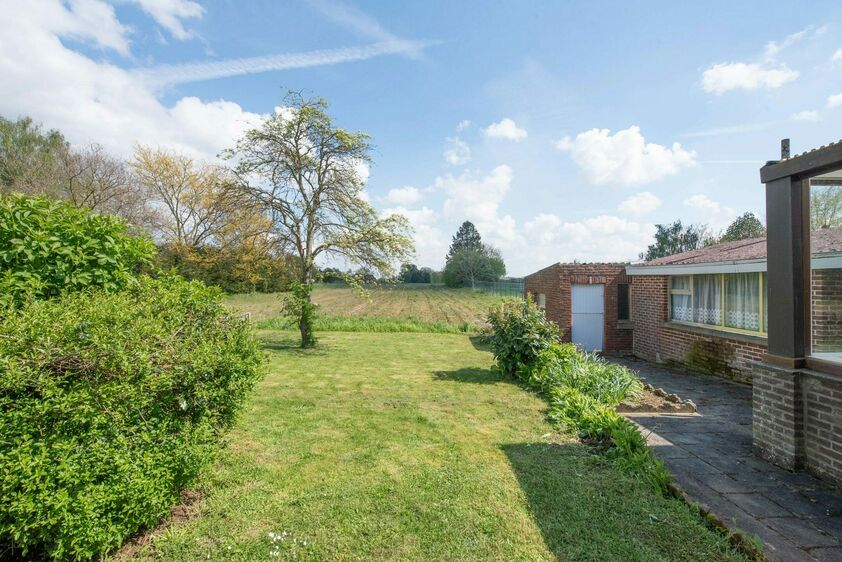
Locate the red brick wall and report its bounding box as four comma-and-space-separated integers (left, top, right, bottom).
524, 263, 633, 353
631, 274, 766, 384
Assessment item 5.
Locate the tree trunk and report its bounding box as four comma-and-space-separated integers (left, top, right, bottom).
299, 313, 312, 348
299, 268, 314, 348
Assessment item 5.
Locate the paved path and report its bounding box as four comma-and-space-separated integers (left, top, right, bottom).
613, 357, 842, 562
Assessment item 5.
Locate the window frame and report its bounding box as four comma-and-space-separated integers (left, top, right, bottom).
617, 283, 631, 321
668, 272, 768, 338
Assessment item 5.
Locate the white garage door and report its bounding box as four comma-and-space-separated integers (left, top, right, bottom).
572, 284, 604, 352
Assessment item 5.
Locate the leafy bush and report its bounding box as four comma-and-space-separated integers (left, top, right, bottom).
283, 281, 319, 347
522, 344, 642, 406
0, 194, 155, 306
486, 297, 559, 374
0, 276, 265, 560
155, 241, 293, 294
487, 302, 665, 490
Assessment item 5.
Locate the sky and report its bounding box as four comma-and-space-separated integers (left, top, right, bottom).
3, 1, 842, 276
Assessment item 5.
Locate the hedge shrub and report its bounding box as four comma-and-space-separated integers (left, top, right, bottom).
0, 194, 154, 306
0, 276, 265, 560
486, 297, 559, 374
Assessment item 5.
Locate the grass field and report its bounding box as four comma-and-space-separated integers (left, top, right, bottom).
129, 331, 745, 561
224, 285, 504, 327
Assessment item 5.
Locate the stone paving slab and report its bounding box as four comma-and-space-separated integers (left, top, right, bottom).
613, 357, 842, 562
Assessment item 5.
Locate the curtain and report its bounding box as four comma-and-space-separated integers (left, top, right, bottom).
671, 294, 692, 321
725, 273, 760, 331
693, 275, 721, 325
670, 276, 692, 321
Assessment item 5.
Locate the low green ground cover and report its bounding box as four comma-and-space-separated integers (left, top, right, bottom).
129, 330, 747, 561
257, 313, 475, 334
225, 284, 502, 327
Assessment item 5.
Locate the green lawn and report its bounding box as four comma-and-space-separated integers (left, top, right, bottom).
224, 285, 504, 327
129, 331, 744, 561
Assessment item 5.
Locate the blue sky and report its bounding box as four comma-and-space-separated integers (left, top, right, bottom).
4, 1, 842, 275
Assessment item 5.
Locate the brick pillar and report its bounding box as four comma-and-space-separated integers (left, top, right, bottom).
752, 362, 804, 470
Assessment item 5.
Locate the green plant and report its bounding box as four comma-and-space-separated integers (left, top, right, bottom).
488, 302, 662, 490
283, 281, 319, 347
0, 194, 154, 306
547, 386, 670, 491
524, 344, 642, 406
0, 276, 265, 560
486, 297, 559, 374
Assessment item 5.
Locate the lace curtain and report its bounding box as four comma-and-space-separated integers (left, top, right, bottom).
725, 273, 760, 331
693, 275, 721, 325
670, 276, 691, 322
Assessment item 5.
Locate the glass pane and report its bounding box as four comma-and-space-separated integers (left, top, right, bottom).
618, 284, 630, 320
671, 275, 690, 291
725, 273, 760, 331
693, 274, 721, 325
810, 178, 842, 363
671, 294, 692, 322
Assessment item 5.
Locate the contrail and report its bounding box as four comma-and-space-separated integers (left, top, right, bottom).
135, 40, 434, 87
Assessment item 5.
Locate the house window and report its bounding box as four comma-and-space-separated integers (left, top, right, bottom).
670, 276, 692, 322
669, 273, 767, 336
537, 293, 546, 309
617, 283, 630, 320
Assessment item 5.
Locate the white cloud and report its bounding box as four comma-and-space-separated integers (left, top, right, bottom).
618, 192, 661, 216
130, 0, 204, 40
381, 206, 447, 268
37, 0, 133, 56
438, 165, 520, 248
684, 194, 735, 230
556, 126, 696, 186
443, 136, 470, 165
523, 214, 655, 265
702, 62, 798, 94
792, 110, 820, 122
483, 118, 527, 141
827, 92, 842, 109
832, 48, 842, 64
764, 26, 813, 61
456, 119, 471, 132
0, 1, 431, 162
385, 186, 422, 205
0, 1, 265, 160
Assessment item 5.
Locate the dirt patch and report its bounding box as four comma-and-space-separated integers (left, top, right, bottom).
616, 384, 696, 414
111, 489, 205, 559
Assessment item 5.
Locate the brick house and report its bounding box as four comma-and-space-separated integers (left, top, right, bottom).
625, 227, 842, 384
524, 263, 633, 353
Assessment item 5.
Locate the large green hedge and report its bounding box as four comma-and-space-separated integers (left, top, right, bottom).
0, 276, 265, 560
0, 194, 154, 306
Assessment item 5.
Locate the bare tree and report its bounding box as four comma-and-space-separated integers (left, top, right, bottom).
132, 145, 237, 248
59, 144, 154, 230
